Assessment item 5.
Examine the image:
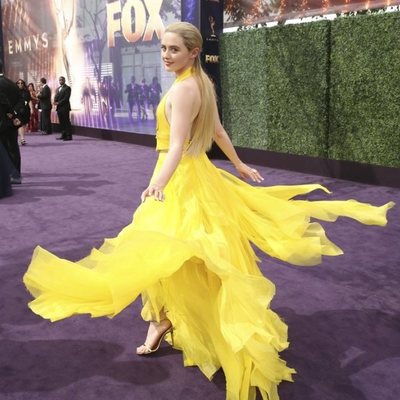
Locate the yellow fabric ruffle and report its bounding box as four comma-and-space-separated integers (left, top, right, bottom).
23, 152, 394, 400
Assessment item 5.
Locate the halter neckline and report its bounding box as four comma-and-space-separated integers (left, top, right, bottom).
175, 67, 193, 83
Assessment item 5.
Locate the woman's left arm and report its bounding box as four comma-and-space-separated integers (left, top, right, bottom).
214, 116, 264, 183
141, 84, 196, 202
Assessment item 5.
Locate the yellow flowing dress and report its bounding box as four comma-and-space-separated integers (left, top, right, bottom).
23, 69, 394, 400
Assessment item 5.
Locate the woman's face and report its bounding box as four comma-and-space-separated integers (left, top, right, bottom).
161, 32, 198, 75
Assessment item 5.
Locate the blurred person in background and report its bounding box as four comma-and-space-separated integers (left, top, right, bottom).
54, 76, 72, 141
27, 83, 39, 133
0, 62, 23, 183
139, 78, 149, 121
37, 77, 52, 135
149, 76, 162, 119
15, 79, 31, 145
0, 97, 14, 197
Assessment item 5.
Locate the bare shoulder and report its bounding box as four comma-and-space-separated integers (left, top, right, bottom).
170, 77, 199, 104
165, 77, 201, 122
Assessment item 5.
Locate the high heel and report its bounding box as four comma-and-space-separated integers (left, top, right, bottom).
136, 319, 173, 356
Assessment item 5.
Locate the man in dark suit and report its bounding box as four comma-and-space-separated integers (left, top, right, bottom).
0, 98, 22, 194
125, 76, 140, 121
0, 61, 23, 182
54, 76, 72, 141
37, 77, 52, 135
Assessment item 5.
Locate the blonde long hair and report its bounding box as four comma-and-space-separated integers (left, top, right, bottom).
165, 22, 218, 156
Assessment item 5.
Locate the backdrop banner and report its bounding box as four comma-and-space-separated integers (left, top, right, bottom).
224, 0, 400, 27
1, 0, 182, 134
181, 0, 223, 110
200, 0, 223, 108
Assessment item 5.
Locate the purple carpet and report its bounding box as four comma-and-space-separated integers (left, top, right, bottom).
0, 133, 399, 400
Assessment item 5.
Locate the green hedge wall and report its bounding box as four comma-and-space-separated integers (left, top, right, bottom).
220, 12, 400, 168
264, 21, 330, 157
219, 29, 268, 148
329, 13, 400, 168
220, 22, 329, 157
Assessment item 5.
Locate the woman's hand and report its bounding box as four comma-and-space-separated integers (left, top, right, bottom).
235, 162, 264, 183
141, 184, 165, 203
12, 117, 22, 127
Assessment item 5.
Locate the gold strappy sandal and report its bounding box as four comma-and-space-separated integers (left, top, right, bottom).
136, 319, 173, 355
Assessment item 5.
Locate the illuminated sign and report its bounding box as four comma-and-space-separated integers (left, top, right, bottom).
7, 33, 48, 54
106, 0, 165, 47
205, 54, 219, 63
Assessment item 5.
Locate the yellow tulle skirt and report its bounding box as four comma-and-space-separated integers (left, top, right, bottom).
23, 152, 394, 400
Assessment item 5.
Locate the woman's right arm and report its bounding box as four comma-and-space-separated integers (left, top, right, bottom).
141, 83, 196, 202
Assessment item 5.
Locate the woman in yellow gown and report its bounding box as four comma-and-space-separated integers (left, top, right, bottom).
23, 22, 394, 400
